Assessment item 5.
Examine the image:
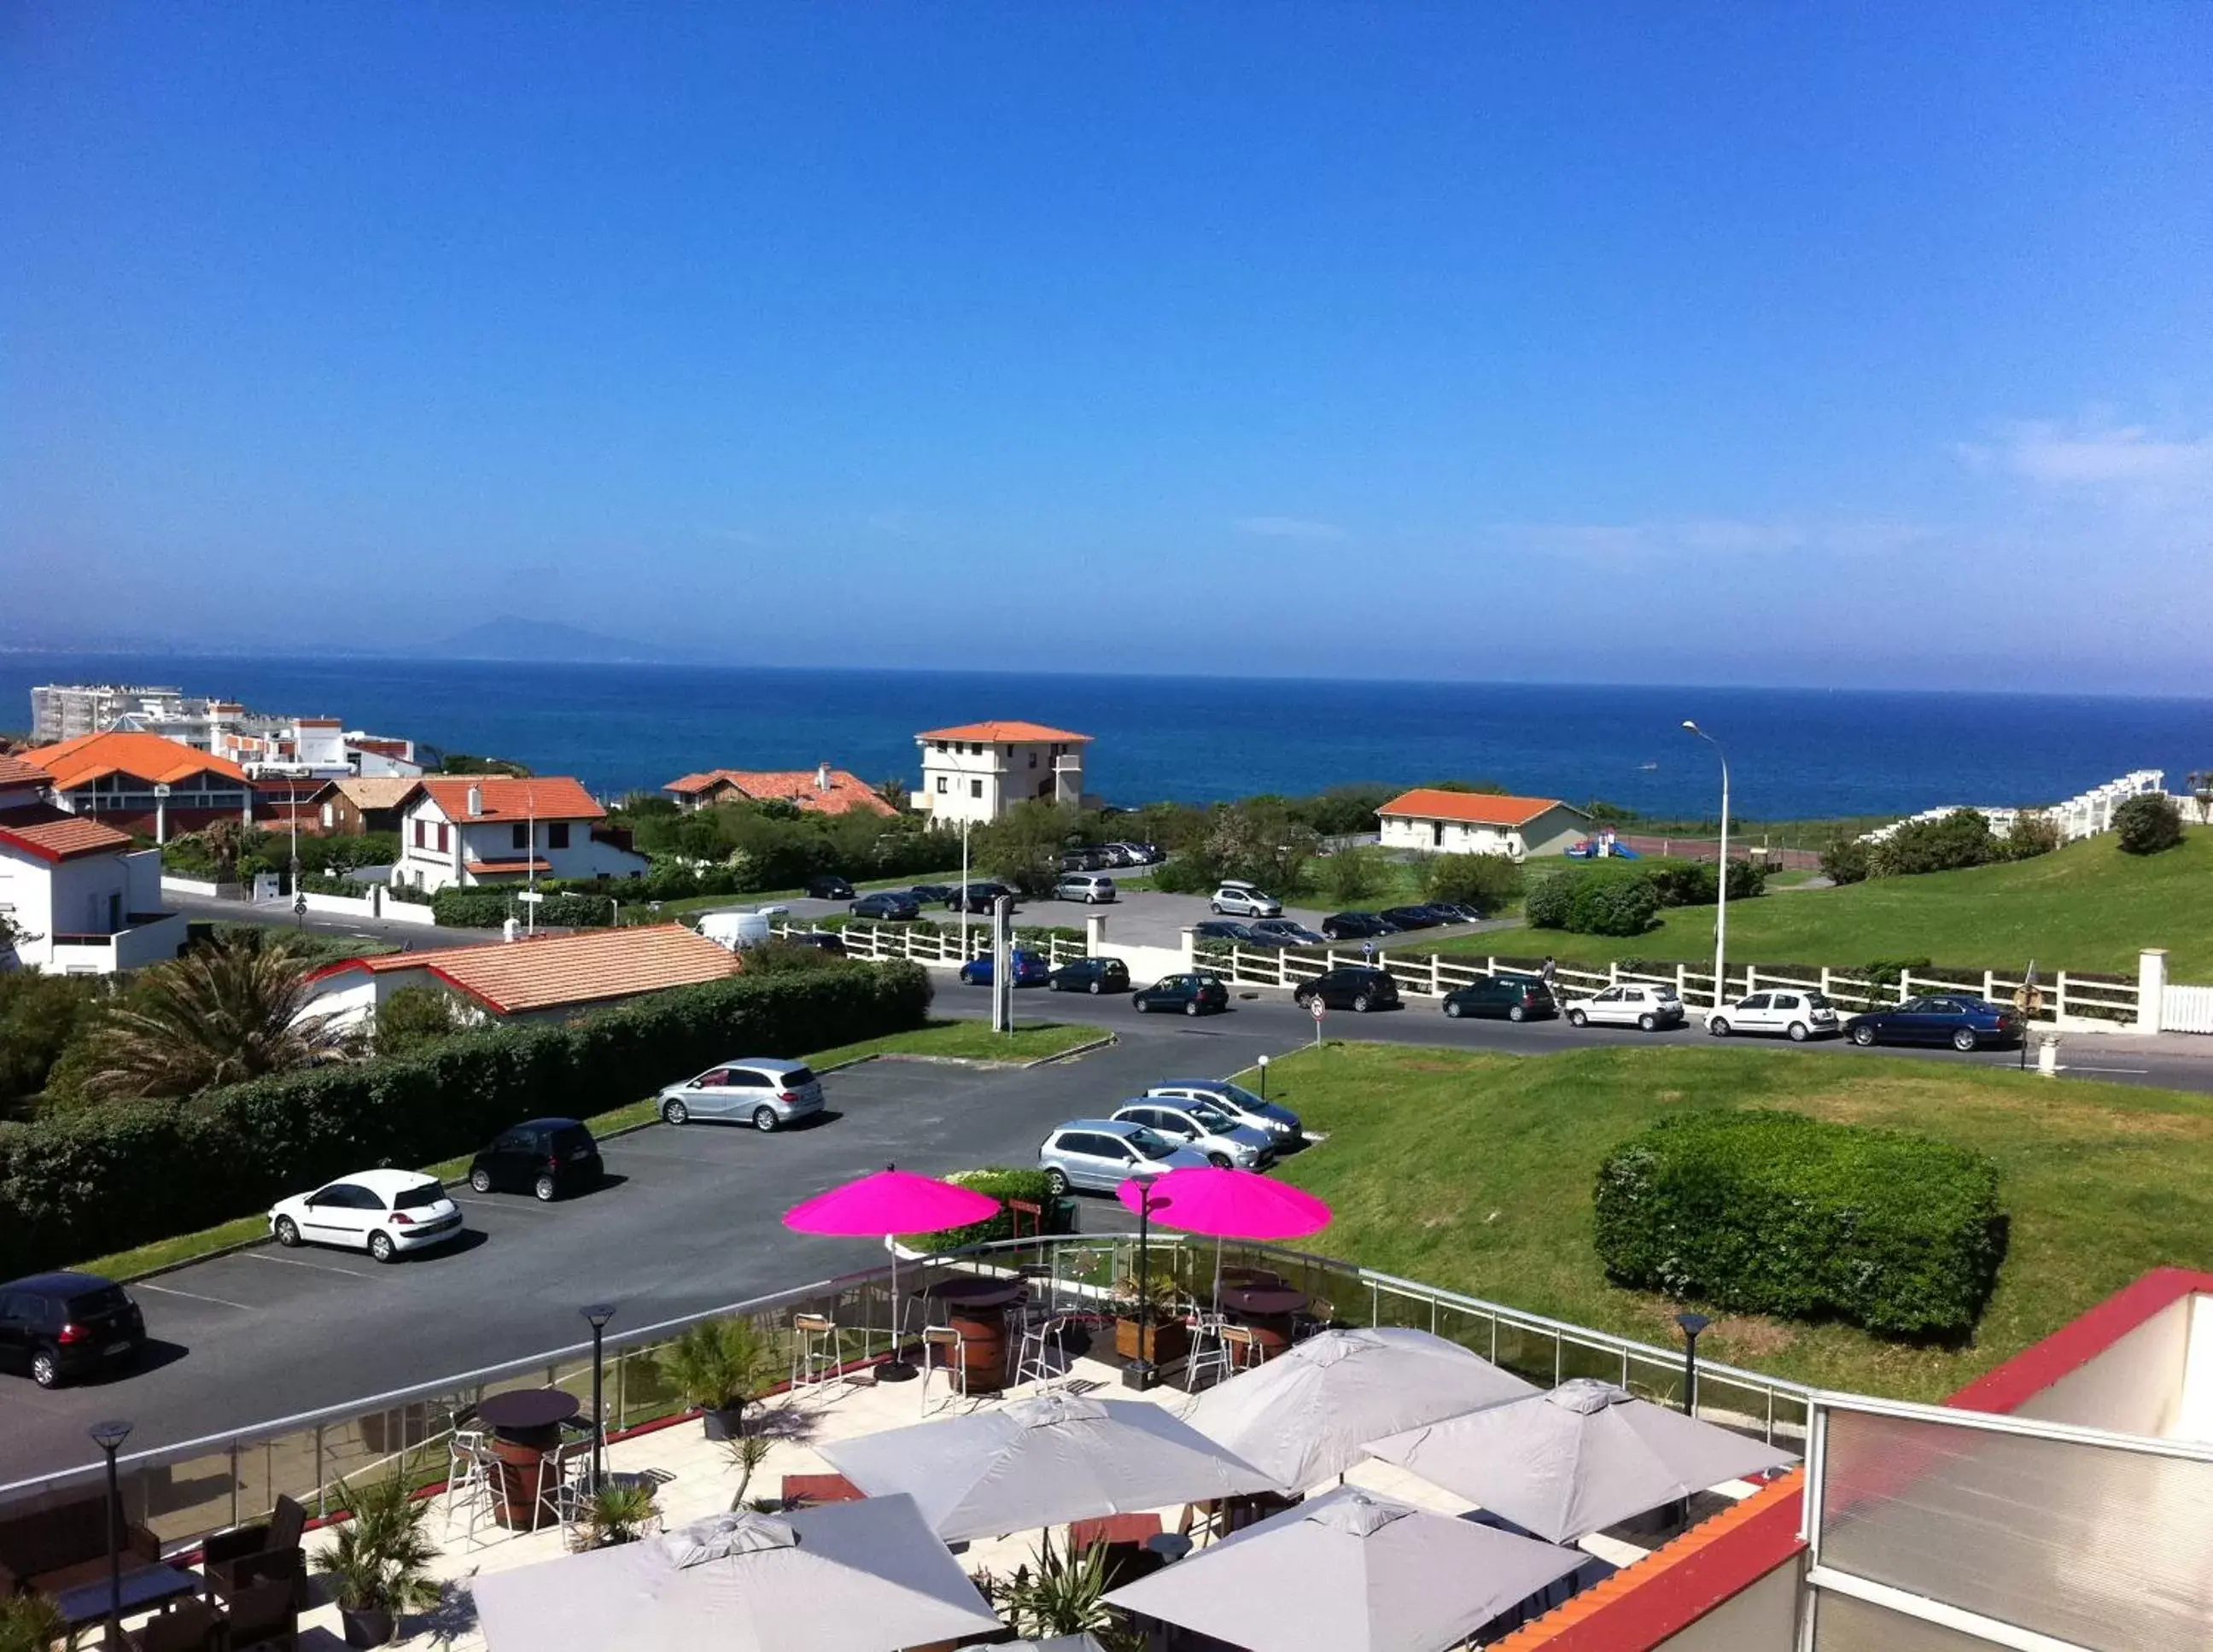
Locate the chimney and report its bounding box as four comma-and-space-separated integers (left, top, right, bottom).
467, 785, 484, 818
815, 762, 831, 793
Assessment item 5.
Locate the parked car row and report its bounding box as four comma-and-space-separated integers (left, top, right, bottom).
1039, 1077, 1304, 1194
1060, 842, 1163, 872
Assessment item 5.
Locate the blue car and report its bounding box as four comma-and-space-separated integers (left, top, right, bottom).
959, 949, 1051, 988
1843, 995, 2023, 1052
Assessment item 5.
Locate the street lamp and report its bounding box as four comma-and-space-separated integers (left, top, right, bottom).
1123, 1183, 1168, 1393
88, 1418, 132, 1644
1256, 1054, 1270, 1102
581, 1305, 616, 1488
1680, 722, 1730, 1010
1674, 1312, 1713, 1415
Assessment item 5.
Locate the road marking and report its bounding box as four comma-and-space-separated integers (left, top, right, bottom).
2067, 1065, 2152, 1075
242, 1251, 371, 1278
135, 1281, 258, 1311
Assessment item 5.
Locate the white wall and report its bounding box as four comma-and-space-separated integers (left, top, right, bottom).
400, 797, 648, 890
1380, 803, 1590, 858
917, 738, 1084, 825
0, 842, 57, 969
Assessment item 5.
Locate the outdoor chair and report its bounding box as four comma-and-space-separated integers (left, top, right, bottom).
1013, 1305, 1068, 1388
441, 1426, 498, 1544
125, 1597, 220, 1652
201, 1493, 306, 1608
791, 1312, 842, 1392
218, 1575, 299, 1652
1293, 1297, 1336, 1342
1182, 1311, 1233, 1391
1216, 1323, 1263, 1375
918, 1325, 967, 1414
534, 1435, 596, 1534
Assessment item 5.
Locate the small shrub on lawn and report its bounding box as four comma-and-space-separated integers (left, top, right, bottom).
1421, 853, 1524, 912
2114, 794, 2185, 856
1592, 1109, 2005, 1340
1819, 834, 1872, 885
1567, 875, 1659, 937
903, 1168, 1074, 1253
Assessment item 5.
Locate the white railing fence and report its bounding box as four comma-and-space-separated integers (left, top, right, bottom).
768, 920, 1087, 970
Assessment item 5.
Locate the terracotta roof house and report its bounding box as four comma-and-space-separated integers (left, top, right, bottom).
0, 751, 184, 973
394, 775, 646, 893
22, 730, 256, 842
318, 777, 423, 835
1376, 788, 1593, 859
665, 763, 897, 818
300, 923, 744, 1030
914, 721, 1092, 826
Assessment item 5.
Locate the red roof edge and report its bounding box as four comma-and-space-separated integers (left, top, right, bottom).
302, 956, 505, 1014
1944, 1266, 2213, 1417
0, 826, 67, 865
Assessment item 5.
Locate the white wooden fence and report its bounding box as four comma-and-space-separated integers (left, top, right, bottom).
768, 921, 1088, 969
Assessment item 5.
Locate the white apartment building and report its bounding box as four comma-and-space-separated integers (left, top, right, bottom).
395, 777, 649, 893
1375, 788, 1594, 858
0, 753, 184, 974
914, 721, 1091, 826
31, 683, 422, 779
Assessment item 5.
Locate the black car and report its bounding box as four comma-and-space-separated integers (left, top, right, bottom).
1443, 973, 1556, 1022
1322, 911, 1398, 941
850, 890, 922, 921
1432, 902, 1486, 925
906, 884, 955, 904
1192, 919, 1257, 943
1058, 847, 1111, 873
1379, 906, 1443, 931
1294, 966, 1402, 1012
468, 1117, 604, 1201
946, 882, 1017, 914
1133, 972, 1231, 1015
1048, 957, 1132, 995
791, 931, 848, 954
1843, 995, 2023, 1051
0, 1272, 146, 1388
804, 874, 855, 901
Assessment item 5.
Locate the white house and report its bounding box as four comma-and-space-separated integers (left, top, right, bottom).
299, 923, 743, 1033
0, 752, 186, 974
1375, 788, 1594, 859
914, 721, 1091, 826
394, 776, 649, 893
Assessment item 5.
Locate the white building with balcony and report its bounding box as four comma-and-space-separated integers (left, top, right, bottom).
395, 776, 649, 893
914, 721, 1091, 826
0, 752, 186, 974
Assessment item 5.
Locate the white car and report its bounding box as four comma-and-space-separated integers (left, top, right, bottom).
1111, 1100, 1276, 1170
1211, 884, 1282, 919
1563, 984, 1686, 1031
1056, 873, 1118, 904
270, 1170, 464, 1264
1707, 989, 1841, 1042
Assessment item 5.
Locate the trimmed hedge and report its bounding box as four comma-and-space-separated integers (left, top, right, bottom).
0, 963, 931, 1276
903, 1168, 1075, 1254
1592, 1109, 2004, 1339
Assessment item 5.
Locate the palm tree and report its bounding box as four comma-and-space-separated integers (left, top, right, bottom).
82, 934, 362, 1102
201, 816, 249, 883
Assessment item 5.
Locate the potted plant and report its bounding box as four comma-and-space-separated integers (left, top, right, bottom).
1111, 1264, 1189, 1366
978, 1531, 1123, 1642
312, 1470, 442, 1649
571, 1480, 659, 1552
656, 1318, 779, 1441
0, 1592, 72, 1652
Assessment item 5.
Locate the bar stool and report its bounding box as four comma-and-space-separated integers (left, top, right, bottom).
1182, 1310, 1232, 1391
441, 1423, 496, 1543
1013, 1303, 1067, 1388
1217, 1322, 1263, 1375
919, 1325, 967, 1414
791, 1311, 842, 1392
534, 1434, 596, 1533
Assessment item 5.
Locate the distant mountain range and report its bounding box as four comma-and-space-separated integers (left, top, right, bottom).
413, 618, 680, 664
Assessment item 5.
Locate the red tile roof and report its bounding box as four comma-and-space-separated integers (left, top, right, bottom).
665, 768, 896, 817
308, 924, 742, 1015
417, 776, 605, 823
26, 732, 250, 790
0, 753, 50, 790
916, 721, 1090, 744
1376, 788, 1576, 828
462, 858, 554, 877
0, 803, 137, 863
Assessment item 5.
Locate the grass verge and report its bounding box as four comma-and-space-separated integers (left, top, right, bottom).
1250, 1040, 2213, 1401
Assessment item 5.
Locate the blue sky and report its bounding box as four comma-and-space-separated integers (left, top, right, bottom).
3, 4, 2209, 688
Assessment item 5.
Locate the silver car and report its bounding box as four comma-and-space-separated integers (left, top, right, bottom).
657, 1057, 825, 1132
1110, 1100, 1275, 1169
1145, 1077, 1303, 1143
1211, 884, 1282, 918
1038, 1118, 1210, 1195
1056, 873, 1118, 903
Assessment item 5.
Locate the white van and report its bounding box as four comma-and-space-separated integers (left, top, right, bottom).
697, 910, 772, 952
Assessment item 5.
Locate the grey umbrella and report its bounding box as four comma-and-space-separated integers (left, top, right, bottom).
820, 1390, 1280, 1542
471, 1495, 1002, 1652
1182, 1326, 1539, 1491
1105, 1485, 1586, 1652
1364, 1377, 1798, 1542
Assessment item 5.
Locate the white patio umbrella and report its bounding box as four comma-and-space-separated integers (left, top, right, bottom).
1364, 1377, 1798, 1543
1182, 1326, 1539, 1491
471, 1495, 1002, 1652
819, 1390, 1281, 1542
1104, 1486, 1586, 1652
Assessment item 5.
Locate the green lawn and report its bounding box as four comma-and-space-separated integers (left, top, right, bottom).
1451, 832, 2212, 978
1254, 1042, 2213, 1401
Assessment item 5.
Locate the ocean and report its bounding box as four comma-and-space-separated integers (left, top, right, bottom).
3, 652, 2207, 823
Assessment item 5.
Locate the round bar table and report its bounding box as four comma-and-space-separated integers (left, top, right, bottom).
475, 1388, 583, 1530
1218, 1285, 1309, 1363
920, 1276, 1026, 1392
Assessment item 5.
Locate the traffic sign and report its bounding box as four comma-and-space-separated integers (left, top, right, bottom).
1308, 997, 1327, 1020
292, 894, 307, 917
517, 891, 546, 903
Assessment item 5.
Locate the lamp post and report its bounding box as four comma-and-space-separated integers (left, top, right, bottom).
1124, 1183, 1165, 1392
1674, 1312, 1712, 1416
89, 1418, 132, 1647
1256, 1054, 1270, 1103
958, 816, 973, 960
581, 1304, 616, 1489
1680, 722, 1730, 1010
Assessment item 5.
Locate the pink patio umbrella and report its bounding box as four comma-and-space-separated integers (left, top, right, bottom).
785, 1165, 1001, 1381
1116, 1168, 1333, 1385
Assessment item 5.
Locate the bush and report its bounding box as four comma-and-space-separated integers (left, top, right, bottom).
902, 1168, 1075, 1253
1638, 859, 1766, 908
1523, 872, 1577, 930
1566, 876, 1659, 937
1150, 855, 1218, 895
1317, 846, 1387, 905
1420, 854, 1523, 912
1869, 809, 1999, 878
0, 963, 931, 1276
1819, 834, 1872, 886
2002, 810, 2060, 861
2114, 794, 2184, 856
429, 887, 623, 929
1593, 1109, 2003, 1339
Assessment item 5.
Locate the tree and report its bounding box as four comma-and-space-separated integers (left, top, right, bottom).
201, 816, 248, 883
1421, 852, 1525, 913
374, 983, 467, 1054
2114, 793, 2184, 856
78, 934, 363, 1103
874, 776, 910, 811
0, 970, 100, 1118
978, 801, 1075, 897
1820, 834, 1872, 885
1317, 845, 1387, 904
2002, 810, 2061, 861
1869, 808, 1998, 878
1203, 799, 1320, 893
